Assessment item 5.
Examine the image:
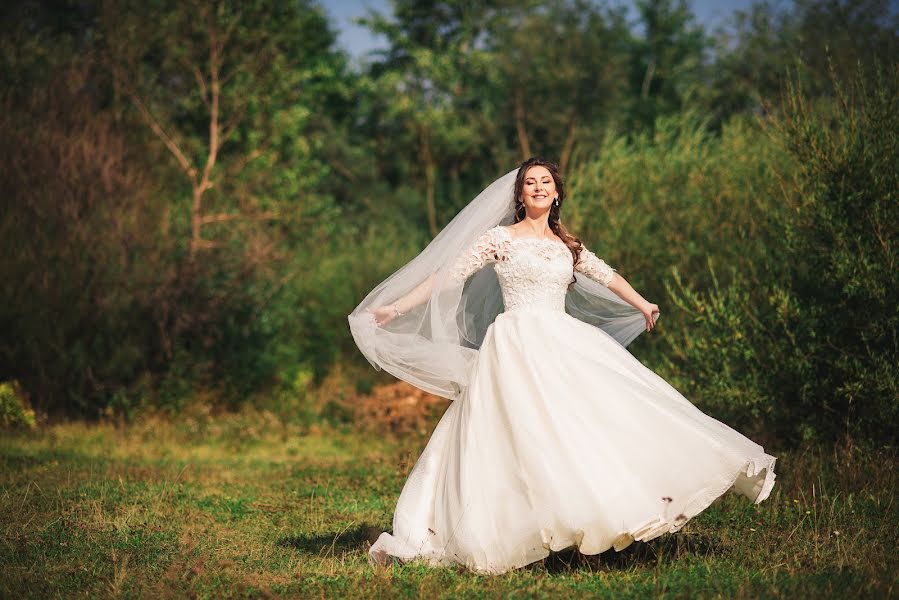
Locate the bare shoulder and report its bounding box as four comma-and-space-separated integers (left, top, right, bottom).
504, 223, 527, 237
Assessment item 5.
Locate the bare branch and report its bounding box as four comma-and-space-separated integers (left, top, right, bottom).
222, 42, 275, 88
195, 27, 222, 211
190, 63, 210, 108
225, 145, 269, 178
220, 66, 241, 88
193, 238, 221, 250
199, 211, 280, 225
127, 90, 197, 179
220, 101, 248, 148
327, 158, 359, 183
220, 9, 243, 48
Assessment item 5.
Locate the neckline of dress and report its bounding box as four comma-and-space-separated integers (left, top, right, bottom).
499, 227, 566, 248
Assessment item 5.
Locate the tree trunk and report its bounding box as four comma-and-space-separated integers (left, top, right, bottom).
190, 185, 202, 256
515, 89, 531, 160
641, 59, 656, 99
559, 116, 578, 174
449, 164, 460, 208
420, 125, 438, 237
190, 26, 222, 259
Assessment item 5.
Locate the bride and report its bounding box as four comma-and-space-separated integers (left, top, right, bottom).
348, 157, 777, 574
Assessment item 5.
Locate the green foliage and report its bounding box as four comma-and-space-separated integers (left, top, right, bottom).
627, 0, 711, 132
659, 61, 898, 446
660, 265, 806, 443
1, 0, 896, 452
705, 0, 899, 121
564, 111, 788, 370
283, 219, 429, 380
0, 0, 356, 418
766, 60, 899, 443
357, 0, 502, 234
486, 0, 634, 169
0, 381, 36, 429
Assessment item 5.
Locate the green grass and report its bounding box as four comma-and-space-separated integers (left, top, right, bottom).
1, 405, 896, 599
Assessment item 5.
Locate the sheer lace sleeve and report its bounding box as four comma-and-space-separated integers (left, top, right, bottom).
576, 245, 617, 286
450, 226, 509, 282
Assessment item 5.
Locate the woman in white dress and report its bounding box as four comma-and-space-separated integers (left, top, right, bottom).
348, 157, 777, 574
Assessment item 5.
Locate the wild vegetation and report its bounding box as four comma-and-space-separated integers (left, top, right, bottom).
2, 0, 896, 447
0, 0, 897, 596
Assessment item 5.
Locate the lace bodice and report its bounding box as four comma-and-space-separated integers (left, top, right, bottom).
450, 226, 617, 312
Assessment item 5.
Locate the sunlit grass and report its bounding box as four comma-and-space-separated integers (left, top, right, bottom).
1, 406, 896, 599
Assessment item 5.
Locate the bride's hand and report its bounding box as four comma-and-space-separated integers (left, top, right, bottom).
367, 305, 400, 327
641, 302, 660, 332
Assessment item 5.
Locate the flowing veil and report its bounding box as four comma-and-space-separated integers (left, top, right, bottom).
348, 167, 649, 401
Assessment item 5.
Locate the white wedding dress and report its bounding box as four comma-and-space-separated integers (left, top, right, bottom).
368, 225, 777, 574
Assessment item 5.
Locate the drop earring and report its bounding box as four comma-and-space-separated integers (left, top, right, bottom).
553, 197, 560, 208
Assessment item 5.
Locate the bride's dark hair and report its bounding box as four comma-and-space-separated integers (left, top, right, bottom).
513, 156, 583, 266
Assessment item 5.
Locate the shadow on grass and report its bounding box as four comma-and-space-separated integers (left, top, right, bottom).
278, 523, 384, 557
534, 530, 720, 573
279, 523, 718, 572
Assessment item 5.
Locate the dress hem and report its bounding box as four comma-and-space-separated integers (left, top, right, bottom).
368, 452, 777, 575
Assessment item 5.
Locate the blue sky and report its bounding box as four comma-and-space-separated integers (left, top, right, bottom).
318, 0, 794, 62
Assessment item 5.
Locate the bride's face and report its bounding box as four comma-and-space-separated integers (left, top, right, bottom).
521, 166, 557, 211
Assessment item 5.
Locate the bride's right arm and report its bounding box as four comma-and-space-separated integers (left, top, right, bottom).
368, 227, 505, 326
575, 244, 659, 332
368, 272, 437, 325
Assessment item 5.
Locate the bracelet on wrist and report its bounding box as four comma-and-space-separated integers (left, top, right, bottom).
392, 304, 404, 318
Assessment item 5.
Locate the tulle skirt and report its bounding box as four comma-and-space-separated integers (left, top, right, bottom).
369, 307, 777, 574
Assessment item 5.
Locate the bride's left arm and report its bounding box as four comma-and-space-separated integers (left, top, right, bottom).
607, 274, 660, 331
576, 247, 660, 332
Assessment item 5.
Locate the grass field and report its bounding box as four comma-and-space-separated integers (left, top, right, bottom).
1, 404, 896, 599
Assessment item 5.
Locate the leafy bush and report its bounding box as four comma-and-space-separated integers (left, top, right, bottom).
567, 111, 789, 365
660, 61, 898, 447
0, 381, 36, 429
763, 61, 898, 445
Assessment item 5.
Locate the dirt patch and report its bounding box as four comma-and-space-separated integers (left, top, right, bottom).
349, 382, 447, 436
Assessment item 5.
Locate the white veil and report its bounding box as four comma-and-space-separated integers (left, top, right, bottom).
348, 167, 648, 401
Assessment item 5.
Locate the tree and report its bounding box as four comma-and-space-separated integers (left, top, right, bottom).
627, 0, 710, 132
101, 0, 346, 258
707, 0, 899, 121
359, 0, 502, 235
0, 0, 358, 415
488, 0, 633, 172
